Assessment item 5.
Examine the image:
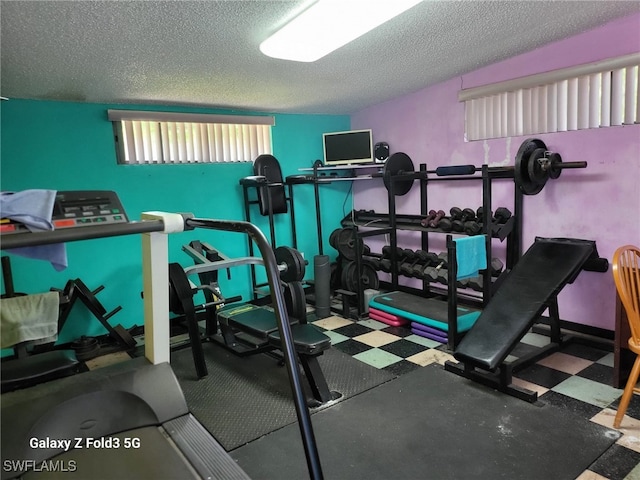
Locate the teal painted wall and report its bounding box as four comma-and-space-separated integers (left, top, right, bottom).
0, 99, 350, 345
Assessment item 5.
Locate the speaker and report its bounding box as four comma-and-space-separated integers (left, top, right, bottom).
374, 142, 389, 164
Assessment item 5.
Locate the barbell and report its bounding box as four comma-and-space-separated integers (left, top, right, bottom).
382, 138, 587, 196
274, 246, 307, 283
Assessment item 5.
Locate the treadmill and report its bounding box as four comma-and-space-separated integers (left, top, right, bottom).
1, 358, 248, 480
0, 190, 322, 479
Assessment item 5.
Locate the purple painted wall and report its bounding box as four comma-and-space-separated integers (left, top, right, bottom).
351, 13, 640, 332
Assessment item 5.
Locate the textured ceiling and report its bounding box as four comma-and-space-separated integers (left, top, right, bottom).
2, 1, 639, 115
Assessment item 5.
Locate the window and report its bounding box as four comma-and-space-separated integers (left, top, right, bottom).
460, 53, 640, 141
108, 110, 274, 164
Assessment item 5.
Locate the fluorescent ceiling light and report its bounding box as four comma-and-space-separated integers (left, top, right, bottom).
260, 0, 423, 62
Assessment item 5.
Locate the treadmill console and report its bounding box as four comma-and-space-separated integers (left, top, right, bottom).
0, 190, 128, 234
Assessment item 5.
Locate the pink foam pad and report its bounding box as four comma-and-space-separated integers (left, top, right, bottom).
369, 307, 407, 323
369, 311, 408, 327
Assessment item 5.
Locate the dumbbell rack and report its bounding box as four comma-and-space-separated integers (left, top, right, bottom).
336, 164, 522, 347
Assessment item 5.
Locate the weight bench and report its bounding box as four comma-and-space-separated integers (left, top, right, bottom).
444, 237, 602, 402
217, 303, 335, 404
169, 259, 338, 405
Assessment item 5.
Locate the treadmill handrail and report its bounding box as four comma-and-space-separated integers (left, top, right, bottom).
184, 217, 323, 480
0, 220, 165, 249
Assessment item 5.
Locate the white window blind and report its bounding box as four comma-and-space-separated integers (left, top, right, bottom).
460, 53, 640, 141
108, 110, 274, 164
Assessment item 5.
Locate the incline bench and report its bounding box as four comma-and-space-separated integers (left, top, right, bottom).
445, 237, 606, 402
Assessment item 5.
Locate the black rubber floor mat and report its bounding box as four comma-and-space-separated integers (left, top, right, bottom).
171, 342, 395, 451
231, 364, 621, 480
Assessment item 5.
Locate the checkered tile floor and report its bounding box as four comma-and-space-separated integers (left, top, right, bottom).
310, 314, 640, 480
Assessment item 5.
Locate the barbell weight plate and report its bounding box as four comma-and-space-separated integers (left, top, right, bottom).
525, 148, 548, 195
341, 261, 380, 292
168, 262, 195, 316
329, 228, 341, 249
548, 152, 563, 179
335, 228, 362, 261
341, 261, 356, 292
383, 152, 415, 196
274, 246, 305, 283
514, 138, 547, 195
284, 281, 307, 321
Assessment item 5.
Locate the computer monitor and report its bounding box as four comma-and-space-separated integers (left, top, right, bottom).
322, 129, 374, 166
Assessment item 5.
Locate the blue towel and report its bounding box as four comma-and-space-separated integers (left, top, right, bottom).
454, 235, 487, 280
0, 190, 68, 271
0, 190, 56, 229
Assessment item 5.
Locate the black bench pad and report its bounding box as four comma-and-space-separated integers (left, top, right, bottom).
217, 304, 329, 355
454, 237, 595, 371
218, 304, 297, 339
268, 324, 331, 356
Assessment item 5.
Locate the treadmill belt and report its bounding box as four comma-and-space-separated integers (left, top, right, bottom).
454, 237, 595, 370
21, 426, 199, 480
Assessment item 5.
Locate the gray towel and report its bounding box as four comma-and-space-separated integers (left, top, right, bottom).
0, 189, 68, 271
0, 292, 59, 348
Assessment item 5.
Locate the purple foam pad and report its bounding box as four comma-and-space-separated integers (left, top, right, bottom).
411, 322, 448, 339
411, 327, 447, 344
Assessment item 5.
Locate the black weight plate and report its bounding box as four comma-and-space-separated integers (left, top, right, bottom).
514, 138, 546, 195
361, 263, 380, 290
383, 152, 415, 196
548, 152, 563, 179
284, 281, 307, 321
329, 228, 341, 249
526, 147, 548, 195
341, 261, 380, 292
168, 262, 195, 316
275, 246, 305, 282
335, 228, 362, 261
341, 261, 356, 292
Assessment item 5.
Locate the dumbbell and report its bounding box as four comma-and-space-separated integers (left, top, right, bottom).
420, 210, 437, 227
407, 251, 436, 278
382, 245, 405, 260
379, 258, 392, 273
425, 212, 453, 231
416, 250, 439, 266
399, 259, 418, 277
476, 206, 512, 225
367, 257, 382, 271
450, 207, 476, 232
398, 248, 424, 277
402, 248, 417, 261
494, 207, 512, 224
423, 266, 448, 284
467, 276, 484, 291
434, 252, 448, 269
436, 217, 453, 232
427, 210, 446, 228
480, 258, 504, 277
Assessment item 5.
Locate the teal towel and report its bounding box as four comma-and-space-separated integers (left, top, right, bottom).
454, 236, 487, 280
